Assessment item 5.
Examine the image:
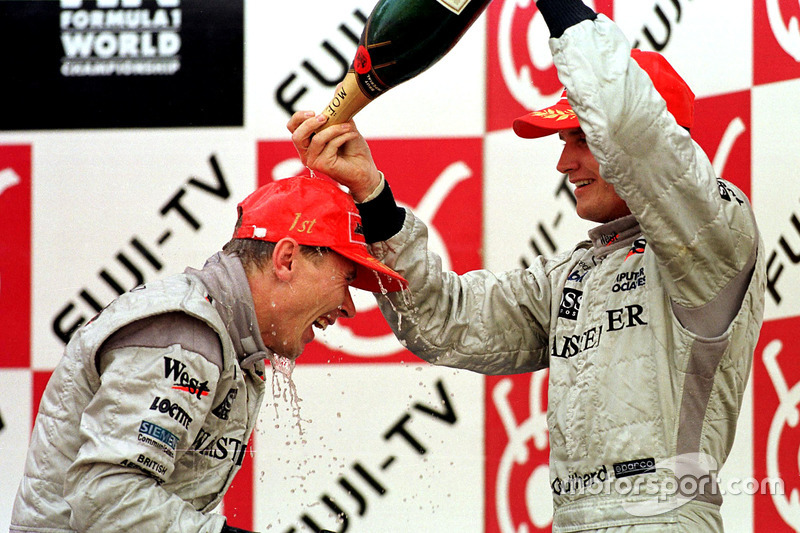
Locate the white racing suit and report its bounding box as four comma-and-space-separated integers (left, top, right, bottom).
362, 16, 766, 533
11, 253, 268, 532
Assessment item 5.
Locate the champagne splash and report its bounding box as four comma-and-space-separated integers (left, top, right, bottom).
272, 354, 294, 378
371, 270, 416, 333
269, 354, 308, 435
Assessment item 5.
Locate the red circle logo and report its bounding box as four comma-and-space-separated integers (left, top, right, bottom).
354, 45, 372, 75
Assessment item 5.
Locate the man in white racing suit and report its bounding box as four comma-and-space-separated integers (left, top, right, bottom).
10, 176, 406, 533
288, 1, 766, 531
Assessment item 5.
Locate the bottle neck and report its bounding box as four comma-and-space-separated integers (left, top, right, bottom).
320, 71, 372, 128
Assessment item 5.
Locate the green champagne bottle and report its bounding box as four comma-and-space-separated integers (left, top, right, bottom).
321, 0, 492, 126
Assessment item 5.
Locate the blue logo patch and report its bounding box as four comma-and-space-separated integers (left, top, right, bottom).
139, 420, 178, 451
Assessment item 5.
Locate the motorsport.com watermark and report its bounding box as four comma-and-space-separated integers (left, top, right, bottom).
551, 454, 785, 517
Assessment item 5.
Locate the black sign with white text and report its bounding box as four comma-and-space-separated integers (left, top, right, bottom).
0, 0, 243, 130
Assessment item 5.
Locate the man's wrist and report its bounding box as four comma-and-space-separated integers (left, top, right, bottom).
351, 169, 384, 203
355, 176, 406, 244
536, 0, 597, 38
356, 171, 386, 204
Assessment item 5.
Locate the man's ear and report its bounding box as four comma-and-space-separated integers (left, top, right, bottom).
272, 238, 300, 282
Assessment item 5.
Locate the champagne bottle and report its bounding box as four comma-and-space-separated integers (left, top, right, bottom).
321, 0, 492, 127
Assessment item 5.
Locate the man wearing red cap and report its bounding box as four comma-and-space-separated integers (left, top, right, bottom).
10, 176, 405, 533
290, 0, 765, 531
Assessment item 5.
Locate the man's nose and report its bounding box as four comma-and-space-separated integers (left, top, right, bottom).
339, 288, 356, 319
556, 145, 577, 175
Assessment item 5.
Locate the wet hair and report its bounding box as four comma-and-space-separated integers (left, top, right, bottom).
223, 211, 330, 272
222, 238, 330, 271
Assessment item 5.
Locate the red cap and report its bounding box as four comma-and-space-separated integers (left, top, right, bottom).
234, 176, 407, 293
513, 49, 695, 138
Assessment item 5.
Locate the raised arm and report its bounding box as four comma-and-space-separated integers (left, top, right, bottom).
288, 111, 553, 374
539, 1, 760, 334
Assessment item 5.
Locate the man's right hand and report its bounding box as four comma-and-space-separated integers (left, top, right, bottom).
287, 110, 382, 203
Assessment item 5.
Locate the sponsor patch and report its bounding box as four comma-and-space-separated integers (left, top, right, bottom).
212, 388, 238, 420
602, 233, 621, 246
149, 396, 193, 429
163, 356, 210, 398
552, 464, 609, 495
192, 428, 247, 465
717, 180, 745, 205
567, 260, 593, 283
550, 325, 603, 359
349, 211, 366, 245
614, 457, 656, 478
136, 453, 168, 476
120, 459, 165, 484
625, 238, 647, 261
613, 267, 646, 293
558, 288, 582, 320
139, 419, 178, 452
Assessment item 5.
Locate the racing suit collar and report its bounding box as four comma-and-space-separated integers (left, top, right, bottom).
588, 214, 641, 258
185, 252, 270, 369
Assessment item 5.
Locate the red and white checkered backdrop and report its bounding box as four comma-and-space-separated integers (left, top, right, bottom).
2, 0, 800, 531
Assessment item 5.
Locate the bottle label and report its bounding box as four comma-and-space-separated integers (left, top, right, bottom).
435, 0, 472, 15
356, 71, 387, 99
